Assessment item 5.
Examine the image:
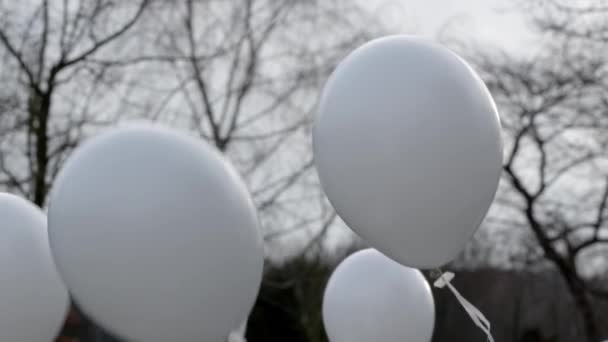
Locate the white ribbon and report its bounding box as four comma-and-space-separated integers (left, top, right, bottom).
433, 271, 494, 342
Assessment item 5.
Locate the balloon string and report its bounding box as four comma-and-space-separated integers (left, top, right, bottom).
432, 270, 494, 342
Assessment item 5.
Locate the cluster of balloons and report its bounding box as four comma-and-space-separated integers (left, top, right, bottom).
1, 126, 263, 341
315, 36, 503, 341
0, 34, 502, 342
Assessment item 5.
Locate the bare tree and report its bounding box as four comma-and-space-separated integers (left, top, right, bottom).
468, 13, 608, 339
111, 0, 377, 253
0, 0, 149, 205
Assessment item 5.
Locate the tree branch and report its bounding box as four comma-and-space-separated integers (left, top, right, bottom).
256, 159, 314, 211
37, 0, 50, 83
0, 29, 42, 94
58, 0, 149, 69
185, 0, 222, 147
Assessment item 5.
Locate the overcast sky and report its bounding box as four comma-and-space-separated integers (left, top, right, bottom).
362, 0, 536, 54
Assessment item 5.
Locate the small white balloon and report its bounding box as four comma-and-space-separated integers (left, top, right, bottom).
48, 125, 263, 342
0, 193, 69, 341
323, 249, 435, 342
313, 35, 503, 268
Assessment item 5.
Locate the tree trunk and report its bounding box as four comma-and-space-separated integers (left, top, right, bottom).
523, 207, 599, 342
32, 91, 50, 206
563, 275, 599, 342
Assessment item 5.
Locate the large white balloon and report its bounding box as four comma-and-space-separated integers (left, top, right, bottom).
323, 249, 435, 342
0, 193, 69, 341
47, 125, 263, 342
313, 35, 503, 268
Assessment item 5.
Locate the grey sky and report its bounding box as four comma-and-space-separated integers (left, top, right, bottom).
362, 0, 535, 53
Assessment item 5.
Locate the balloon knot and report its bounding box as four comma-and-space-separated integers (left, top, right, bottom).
433, 271, 455, 288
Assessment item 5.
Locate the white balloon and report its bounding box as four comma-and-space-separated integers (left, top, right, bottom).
47, 125, 263, 342
323, 249, 435, 342
0, 193, 69, 341
313, 35, 503, 268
